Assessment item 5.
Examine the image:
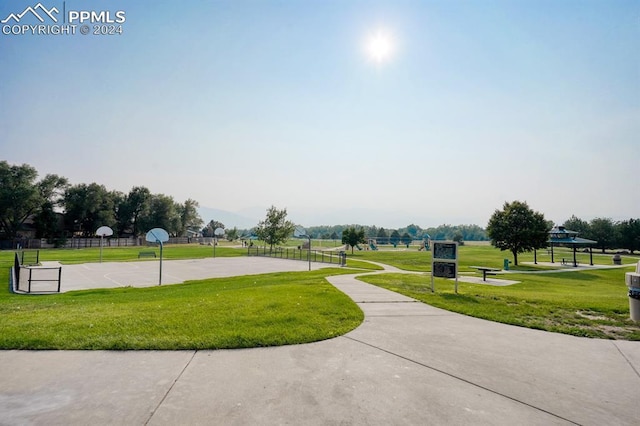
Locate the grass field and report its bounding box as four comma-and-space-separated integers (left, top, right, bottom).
346, 245, 639, 272
359, 268, 640, 340
1, 244, 639, 348
1, 246, 363, 349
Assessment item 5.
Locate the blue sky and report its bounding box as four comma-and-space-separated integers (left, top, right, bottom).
1, 0, 638, 228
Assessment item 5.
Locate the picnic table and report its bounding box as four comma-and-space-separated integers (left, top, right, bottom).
470, 266, 501, 281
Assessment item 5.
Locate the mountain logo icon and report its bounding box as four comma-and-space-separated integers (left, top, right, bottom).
1, 3, 59, 24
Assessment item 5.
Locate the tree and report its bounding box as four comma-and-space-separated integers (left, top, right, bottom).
138, 194, 181, 236
33, 201, 63, 243
562, 215, 590, 237
63, 183, 116, 236
226, 227, 239, 241
203, 220, 225, 237
0, 161, 67, 240
589, 218, 616, 253
400, 232, 412, 248
406, 224, 420, 238
342, 227, 366, 254
486, 200, 549, 266
617, 219, 640, 254
179, 198, 203, 237
390, 230, 401, 247
453, 232, 464, 246
255, 205, 295, 252
125, 186, 151, 237
376, 227, 389, 245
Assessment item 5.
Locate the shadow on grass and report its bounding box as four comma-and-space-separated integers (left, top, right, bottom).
439, 293, 481, 303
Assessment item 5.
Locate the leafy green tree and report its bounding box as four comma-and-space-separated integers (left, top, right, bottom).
367, 226, 378, 239
226, 227, 239, 241
562, 215, 590, 237
33, 201, 62, 241
453, 232, 464, 245
617, 219, 640, 254
0, 161, 67, 240
180, 198, 203, 237
486, 200, 549, 266
400, 232, 412, 247
63, 183, 116, 236
255, 205, 295, 251
126, 186, 151, 237
203, 220, 225, 237
342, 227, 366, 254
406, 224, 420, 238
330, 231, 339, 241
376, 227, 389, 245
390, 230, 401, 247
589, 217, 616, 253
139, 194, 181, 236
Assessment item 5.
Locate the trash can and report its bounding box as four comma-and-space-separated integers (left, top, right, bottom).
503, 259, 510, 271
339, 251, 346, 267
613, 254, 622, 265
626, 262, 640, 322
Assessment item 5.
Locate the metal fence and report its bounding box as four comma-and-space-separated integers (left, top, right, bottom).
12, 250, 62, 294
247, 246, 347, 266
3, 236, 213, 250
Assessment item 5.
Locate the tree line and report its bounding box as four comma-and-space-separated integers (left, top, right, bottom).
487, 200, 640, 265
0, 161, 203, 245
561, 215, 640, 254
306, 224, 488, 242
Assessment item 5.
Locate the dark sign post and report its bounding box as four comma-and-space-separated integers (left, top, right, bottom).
431, 241, 459, 293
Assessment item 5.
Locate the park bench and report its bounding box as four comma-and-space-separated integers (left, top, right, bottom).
470, 266, 501, 281
138, 251, 157, 259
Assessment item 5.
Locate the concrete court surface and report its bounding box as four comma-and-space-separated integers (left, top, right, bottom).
18, 257, 332, 293
2, 266, 640, 424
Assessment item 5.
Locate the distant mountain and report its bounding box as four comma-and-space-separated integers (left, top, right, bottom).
288, 208, 439, 230
198, 207, 259, 230
198, 205, 482, 232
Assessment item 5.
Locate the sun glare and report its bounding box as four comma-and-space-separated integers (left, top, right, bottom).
366, 31, 394, 63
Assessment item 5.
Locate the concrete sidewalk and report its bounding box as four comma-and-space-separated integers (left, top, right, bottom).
1, 271, 639, 425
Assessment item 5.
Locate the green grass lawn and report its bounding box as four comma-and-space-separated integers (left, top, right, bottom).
0, 265, 363, 350
346, 245, 639, 272
1, 244, 638, 349
359, 268, 640, 340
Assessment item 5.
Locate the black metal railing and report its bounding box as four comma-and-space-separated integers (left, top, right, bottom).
13, 252, 20, 284
12, 250, 62, 293
247, 246, 346, 266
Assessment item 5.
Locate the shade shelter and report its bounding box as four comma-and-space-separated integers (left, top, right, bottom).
546, 226, 597, 267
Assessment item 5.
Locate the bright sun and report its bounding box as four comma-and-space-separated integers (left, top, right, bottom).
366, 31, 394, 63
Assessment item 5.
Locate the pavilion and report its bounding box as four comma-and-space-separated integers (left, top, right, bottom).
540, 225, 597, 267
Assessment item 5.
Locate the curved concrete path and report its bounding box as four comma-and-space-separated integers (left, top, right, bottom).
1, 263, 639, 425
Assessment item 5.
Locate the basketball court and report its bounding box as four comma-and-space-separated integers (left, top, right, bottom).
16, 257, 331, 293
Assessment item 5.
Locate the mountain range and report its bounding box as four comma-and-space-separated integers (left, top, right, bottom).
197, 206, 467, 231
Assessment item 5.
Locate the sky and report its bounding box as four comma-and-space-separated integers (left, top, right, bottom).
1, 0, 638, 229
